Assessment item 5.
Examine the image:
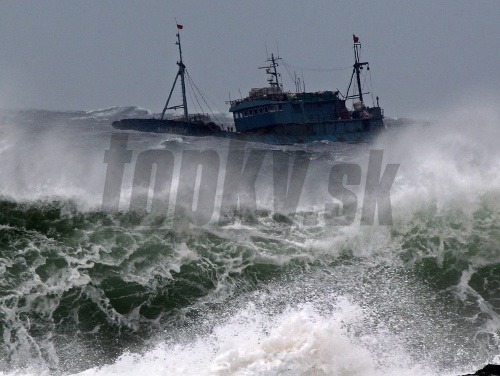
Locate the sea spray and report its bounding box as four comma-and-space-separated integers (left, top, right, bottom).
0, 101, 499, 375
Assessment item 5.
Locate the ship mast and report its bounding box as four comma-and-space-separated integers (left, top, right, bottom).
161, 24, 189, 121
346, 34, 369, 103
259, 53, 282, 89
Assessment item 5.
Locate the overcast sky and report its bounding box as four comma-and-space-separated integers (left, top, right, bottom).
0, 0, 498, 118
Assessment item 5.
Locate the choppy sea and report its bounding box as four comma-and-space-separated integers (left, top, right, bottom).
0, 105, 499, 375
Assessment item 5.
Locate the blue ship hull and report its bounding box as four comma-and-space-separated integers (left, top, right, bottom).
112, 116, 384, 145
112, 118, 222, 136
225, 132, 378, 144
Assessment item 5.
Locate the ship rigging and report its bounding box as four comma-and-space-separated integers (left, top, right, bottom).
112, 28, 386, 144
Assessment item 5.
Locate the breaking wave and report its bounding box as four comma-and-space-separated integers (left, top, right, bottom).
0, 101, 499, 375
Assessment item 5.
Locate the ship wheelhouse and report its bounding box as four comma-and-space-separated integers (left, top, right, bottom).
229, 90, 350, 133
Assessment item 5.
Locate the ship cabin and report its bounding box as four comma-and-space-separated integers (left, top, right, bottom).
228, 41, 384, 134
229, 87, 353, 133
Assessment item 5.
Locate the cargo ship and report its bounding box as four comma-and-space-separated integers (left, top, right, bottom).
112, 26, 385, 144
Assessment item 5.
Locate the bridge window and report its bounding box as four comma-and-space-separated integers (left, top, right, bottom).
264, 106, 269, 113
259, 108, 263, 114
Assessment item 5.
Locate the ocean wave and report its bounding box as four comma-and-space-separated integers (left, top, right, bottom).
0, 191, 499, 373
71, 106, 153, 122
75, 300, 428, 376
1, 100, 500, 374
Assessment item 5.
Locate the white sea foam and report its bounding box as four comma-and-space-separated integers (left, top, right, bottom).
72, 106, 152, 121
74, 299, 428, 376
1, 98, 499, 375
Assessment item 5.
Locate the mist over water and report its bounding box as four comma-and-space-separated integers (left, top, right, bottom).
0, 101, 499, 375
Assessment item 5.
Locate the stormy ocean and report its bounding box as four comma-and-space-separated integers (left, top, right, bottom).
0, 103, 499, 376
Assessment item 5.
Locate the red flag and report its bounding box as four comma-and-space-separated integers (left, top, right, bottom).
177, 24, 183, 29
353, 34, 359, 43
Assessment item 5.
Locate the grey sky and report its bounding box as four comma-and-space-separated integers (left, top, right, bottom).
0, 0, 498, 118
